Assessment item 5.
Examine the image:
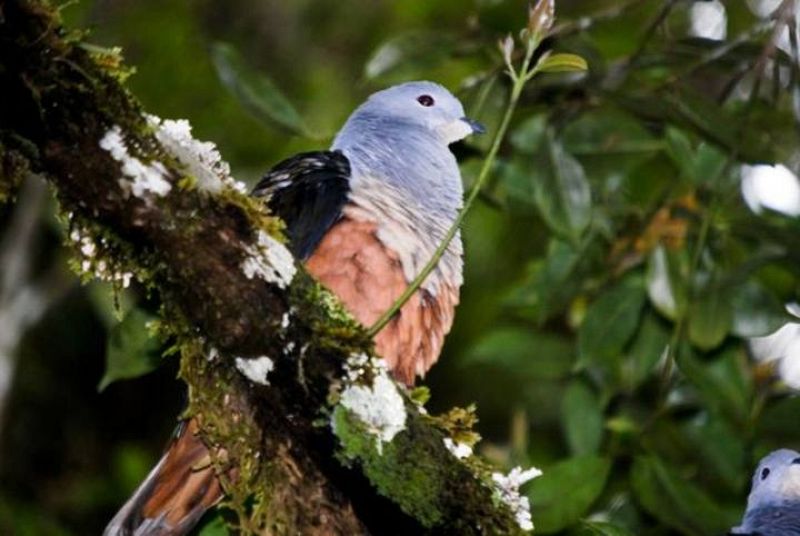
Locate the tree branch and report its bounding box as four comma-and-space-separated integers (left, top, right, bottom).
0, 1, 526, 534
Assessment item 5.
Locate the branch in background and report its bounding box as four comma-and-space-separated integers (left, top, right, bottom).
0, 1, 528, 533
0, 175, 72, 435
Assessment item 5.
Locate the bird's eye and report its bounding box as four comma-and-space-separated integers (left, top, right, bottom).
417, 94, 435, 107
761, 467, 771, 480
793, 457, 800, 465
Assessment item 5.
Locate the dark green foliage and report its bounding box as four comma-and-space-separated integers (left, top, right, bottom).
98, 308, 161, 391
528, 455, 611, 533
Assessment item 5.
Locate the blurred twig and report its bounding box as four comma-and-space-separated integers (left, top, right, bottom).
0, 176, 72, 435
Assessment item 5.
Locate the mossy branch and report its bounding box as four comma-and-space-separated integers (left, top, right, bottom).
0, 1, 526, 534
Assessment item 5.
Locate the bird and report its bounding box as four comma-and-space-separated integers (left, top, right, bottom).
730, 449, 800, 536
104, 81, 484, 535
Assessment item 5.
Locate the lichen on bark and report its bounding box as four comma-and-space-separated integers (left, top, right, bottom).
0, 1, 528, 534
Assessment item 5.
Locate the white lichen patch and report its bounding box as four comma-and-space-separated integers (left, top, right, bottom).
100, 126, 172, 200
336, 355, 407, 452
492, 466, 543, 532
234, 355, 275, 385
344, 352, 371, 382
241, 231, 296, 288
147, 115, 247, 194
69, 226, 133, 288
443, 437, 473, 460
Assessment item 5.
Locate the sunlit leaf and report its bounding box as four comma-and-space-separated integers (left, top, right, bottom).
561, 380, 604, 455
210, 42, 312, 137
688, 284, 732, 352
630, 456, 735, 536
532, 132, 592, 242
537, 53, 588, 73
646, 246, 687, 321
578, 274, 646, 371
528, 456, 612, 533
98, 308, 161, 391
625, 310, 670, 388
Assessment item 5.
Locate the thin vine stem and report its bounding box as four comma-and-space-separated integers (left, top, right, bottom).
366, 43, 539, 337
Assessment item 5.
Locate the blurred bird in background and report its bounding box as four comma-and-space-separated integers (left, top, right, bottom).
104, 81, 483, 535
730, 449, 800, 536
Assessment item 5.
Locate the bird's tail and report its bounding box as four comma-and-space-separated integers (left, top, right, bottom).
104, 418, 223, 536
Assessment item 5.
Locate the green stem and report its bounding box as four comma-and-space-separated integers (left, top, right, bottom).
367, 47, 537, 338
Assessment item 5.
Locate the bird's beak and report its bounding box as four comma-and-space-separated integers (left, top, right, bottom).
461, 117, 486, 135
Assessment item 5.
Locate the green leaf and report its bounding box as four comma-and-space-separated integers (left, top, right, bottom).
537, 53, 588, 73
506, 239, 585, 323
576, 521, 635, 536
578, 275, 646, 371
363, 31, 456, 80
532, 132, 592, 242
563, 109, 660, 156
510, 115, 547, 154
691, 142, 728, 186
645, 246, 687, 321
675, 344, 752, 426
195, 512, 228, 536
98, 308, 161, 391
682, 416, 746, 492
730, 280, 789, 338
630, 456, 735, 536
688, 285, 732, 352
210, 42, 312, 137
664, 127, 694, 181
500, 158, 537, 205
625, 310, 670, 388
528, 455, 612, 533
664, 128, 727, 185
561, 380, 604, 455
463, 327, 574, 380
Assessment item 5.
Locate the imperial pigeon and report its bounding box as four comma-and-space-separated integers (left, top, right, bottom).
105, 81, 483, 535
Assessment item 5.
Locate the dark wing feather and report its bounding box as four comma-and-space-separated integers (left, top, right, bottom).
252, 150, 350, 260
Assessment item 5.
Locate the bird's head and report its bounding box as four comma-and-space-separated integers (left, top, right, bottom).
353, 81, 484, 145
747, 449, 800, 509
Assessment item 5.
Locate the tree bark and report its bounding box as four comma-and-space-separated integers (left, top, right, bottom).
0, 1, 524, 534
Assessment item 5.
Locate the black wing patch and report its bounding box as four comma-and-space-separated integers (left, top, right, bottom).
252, 150, 351, 260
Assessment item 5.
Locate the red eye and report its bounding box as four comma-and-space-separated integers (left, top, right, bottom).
417, 94, 435, 107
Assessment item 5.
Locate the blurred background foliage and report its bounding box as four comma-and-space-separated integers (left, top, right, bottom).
1, 0, 800, 534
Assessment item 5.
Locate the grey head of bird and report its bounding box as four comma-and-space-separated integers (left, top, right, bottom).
333, 80, 484, 148
746, 449, 800, 511
331, 81, 483, 218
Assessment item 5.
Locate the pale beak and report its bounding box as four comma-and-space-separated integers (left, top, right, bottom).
461, 117, 486, 134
